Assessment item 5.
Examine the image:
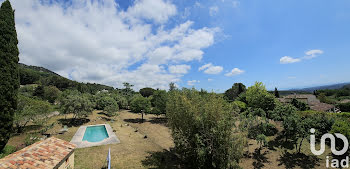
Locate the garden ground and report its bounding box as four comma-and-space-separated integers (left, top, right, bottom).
6, 110, 330, 169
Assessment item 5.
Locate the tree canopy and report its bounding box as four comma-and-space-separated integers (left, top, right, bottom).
246, 82, 276, 113
150, 90, 167, 115
224, 83, 246, 102
139, 87, 155, 97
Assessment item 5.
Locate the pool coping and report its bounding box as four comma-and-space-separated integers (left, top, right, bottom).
70, 124, 120, 148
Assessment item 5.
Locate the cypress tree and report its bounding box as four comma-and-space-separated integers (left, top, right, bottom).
274, 87, 280, 98
0, 0, 19, 151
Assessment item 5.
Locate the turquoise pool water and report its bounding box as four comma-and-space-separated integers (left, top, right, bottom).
83, 125, 109, 142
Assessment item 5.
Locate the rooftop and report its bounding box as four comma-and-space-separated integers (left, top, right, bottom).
0, 137, 76, 169
310, 102, 335, 112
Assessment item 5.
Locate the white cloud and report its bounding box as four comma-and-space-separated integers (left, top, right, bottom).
304, 49, 323, 59
10, 0, 219, 90
225, 68, 244, 77
209, 6, 219, 16
198, 63, 212, 71
187, 80, 200, 86
288, 76, 296, 79
280, 49, 323, 64
198, 63, 223, 74
124, 0, 177, 24
208, 78, 213, 82
279, 56, 301, 64
168, 64, 191, 74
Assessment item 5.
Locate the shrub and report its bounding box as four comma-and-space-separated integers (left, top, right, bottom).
248, 122, 277, 138
43, 86, 61, 103
0, 145, 16, 158
166, 89, 243, 168
337, 103, 350, 112
291, 98, 309, 111
24, 134, 40, 146
232, 100, 246, 112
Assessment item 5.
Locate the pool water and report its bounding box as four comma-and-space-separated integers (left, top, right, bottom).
83, 125, 109, 142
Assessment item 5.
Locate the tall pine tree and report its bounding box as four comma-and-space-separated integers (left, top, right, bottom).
0, 0, 19, 151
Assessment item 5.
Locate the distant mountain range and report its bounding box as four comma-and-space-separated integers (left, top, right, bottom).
289, 82, 350, 92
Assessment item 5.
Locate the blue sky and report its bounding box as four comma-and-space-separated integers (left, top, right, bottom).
5, 0, 350, 91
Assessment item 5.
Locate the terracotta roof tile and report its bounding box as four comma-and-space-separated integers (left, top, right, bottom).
0, 137, 76, 169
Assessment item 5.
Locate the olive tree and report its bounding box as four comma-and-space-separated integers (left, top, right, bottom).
150, 90, 167, 116
14, 95, 52, 133
130, 95, 151, 122
103, 98, 119, 116
60, 93, 94, 120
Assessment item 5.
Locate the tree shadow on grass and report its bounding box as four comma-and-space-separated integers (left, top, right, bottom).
267, 134, 294, 151
252, 148, 270, 169
20, 124, 42, 133
58, 118, 90, 127
148, 117, 167, 125
278, 151, 320, 169
123, 118, 144, 123
142, 149, 183, 169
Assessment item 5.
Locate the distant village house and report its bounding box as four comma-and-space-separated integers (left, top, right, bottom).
279, 94, 336, 112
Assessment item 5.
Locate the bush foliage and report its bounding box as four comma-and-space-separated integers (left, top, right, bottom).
166, 89, 243, 168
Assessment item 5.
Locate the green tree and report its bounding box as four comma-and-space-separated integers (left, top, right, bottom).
103, 99, 119, 117
224, 83, 246, 102
291, 98, 309, 111
166, 89, 243, 168
169, 82, 177, 91
0, 0, 19, 151
269, 103, 298, 121
274, 87, 280, 98
150, 90, 167, 115
43, 85, 61, 103
60, 93, 94, 120
14, 95, 53, 133
282, 111, 300, 142
130, 95, 151, 122
246, 82, 276, 115
139, 87, 155, 97
115, 95, 128, 109
96, 95, 116, 111
256, 134, 267, 149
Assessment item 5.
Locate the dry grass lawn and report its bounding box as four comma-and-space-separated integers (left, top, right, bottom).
6, 110, 331, 169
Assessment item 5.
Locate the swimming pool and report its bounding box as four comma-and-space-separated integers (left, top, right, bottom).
71, 124, 120, 148
82, 125, 109, 142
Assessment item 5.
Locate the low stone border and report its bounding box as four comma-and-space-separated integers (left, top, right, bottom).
70, 124, 120, 148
